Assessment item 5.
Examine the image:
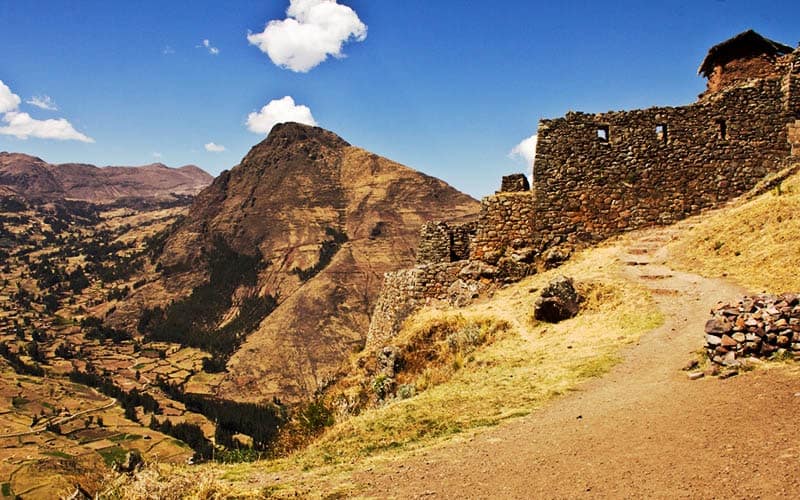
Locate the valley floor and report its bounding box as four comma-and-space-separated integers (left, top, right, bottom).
354, 226, 800, 498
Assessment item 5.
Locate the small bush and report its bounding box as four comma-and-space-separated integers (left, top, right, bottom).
298, 399, 334, 434
446, 323, 484, 354
371, 374, 392, 400
396, 384, 416, 400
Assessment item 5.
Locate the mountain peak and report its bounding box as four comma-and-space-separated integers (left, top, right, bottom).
264, 122, 350, 149
140, 127, 479, 403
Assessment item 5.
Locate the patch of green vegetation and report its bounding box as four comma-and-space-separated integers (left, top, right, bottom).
214, 447, 264, 464
52, 315, 75, 326
770, 349, 795, 363
138, 238, 277, 357
42, 450, 73, 459
572, 353, 620, 378
109, 433, 142, 442
171, 439, 191, 449
291, 227, 349, 282
1, 482, 12, 497
97, 446, 128, 466
10, 395, 28, 408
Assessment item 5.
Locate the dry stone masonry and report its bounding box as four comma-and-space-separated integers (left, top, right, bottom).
366, 262, 473, 350
416, 221, 476, 265
532, 38, 799, 257
367, 31, 800, 350
500, 173, 530, 192
705, 294, 800, 366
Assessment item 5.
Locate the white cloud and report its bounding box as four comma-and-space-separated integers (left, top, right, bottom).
0, 80, 92, 142
510, 133, 537, 166
199, 39, 220, 55
246, 96, 317, 134
153, 152, 163, 159
162, 45, 175, 55
26, 95, 58, 111
204, 142, 226, 152
0, 80, 21, 114
247, 0, 367, 73
0, 111, 94, 143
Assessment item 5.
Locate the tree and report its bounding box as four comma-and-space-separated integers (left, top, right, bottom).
26, 341, 45, 363
42, 293, 59, 313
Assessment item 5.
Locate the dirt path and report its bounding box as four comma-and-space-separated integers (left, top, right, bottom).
355, 227, 800, 498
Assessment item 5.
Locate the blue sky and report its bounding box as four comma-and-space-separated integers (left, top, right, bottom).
1, 0, 798, 197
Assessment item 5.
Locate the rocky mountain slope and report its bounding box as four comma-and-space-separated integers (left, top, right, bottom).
0, 152, 212, 203
123, 123, 479, 403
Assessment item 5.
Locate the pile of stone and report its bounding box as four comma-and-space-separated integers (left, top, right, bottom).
705, 293, 800, 366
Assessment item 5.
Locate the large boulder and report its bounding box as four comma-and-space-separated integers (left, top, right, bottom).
534, 276, 580, 323
458, 261, 498, 280
447, 278, 480, 307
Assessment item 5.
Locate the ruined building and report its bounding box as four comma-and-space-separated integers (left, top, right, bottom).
367, 31, 800, 349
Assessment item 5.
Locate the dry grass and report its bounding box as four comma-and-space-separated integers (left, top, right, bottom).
101, 463, 260, 500
669, 169, 800, 293
107, 247, 662, 498
294, 279, 660, 470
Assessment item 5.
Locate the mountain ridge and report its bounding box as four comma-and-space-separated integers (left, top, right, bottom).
0, 151, 213, 203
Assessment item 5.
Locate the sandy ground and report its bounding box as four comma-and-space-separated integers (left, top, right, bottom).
354, 227, 800, 498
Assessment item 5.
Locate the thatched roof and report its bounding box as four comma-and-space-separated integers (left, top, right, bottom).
698, 30, 794, 77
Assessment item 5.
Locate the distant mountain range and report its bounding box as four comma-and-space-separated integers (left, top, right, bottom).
0, 152, 213, 203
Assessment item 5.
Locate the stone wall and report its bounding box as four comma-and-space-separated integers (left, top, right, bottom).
450, 221, 476, 262
367, 45, 800, 352
416, 221, 476, 265
365, 262, 465, 350
533, 72, 799, 251
500, 173, 530, 192
416, 222, 451, 265
469, 192, 535, 262
789, 121, 800, 156
780, 51, 800, 115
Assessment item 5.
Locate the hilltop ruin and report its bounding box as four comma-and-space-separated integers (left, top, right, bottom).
368, 30, 800, 349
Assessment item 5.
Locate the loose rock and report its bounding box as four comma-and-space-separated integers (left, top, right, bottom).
534, 276, 581, 323
704, 294, 800, 364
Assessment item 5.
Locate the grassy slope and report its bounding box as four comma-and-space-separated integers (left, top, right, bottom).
669, 170, 800, 293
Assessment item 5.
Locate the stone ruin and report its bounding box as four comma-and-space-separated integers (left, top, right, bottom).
367, 31, 800, 350
705, 294, 800, 366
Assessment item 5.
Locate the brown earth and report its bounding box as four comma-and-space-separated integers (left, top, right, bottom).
0, 152, 212, 203
121, 123, 480, 403
354, 225, 800, 498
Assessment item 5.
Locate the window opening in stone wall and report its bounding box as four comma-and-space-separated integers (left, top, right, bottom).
715, 119, 727, 140
655, 124, 667, 143
596, 125, 609, 142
